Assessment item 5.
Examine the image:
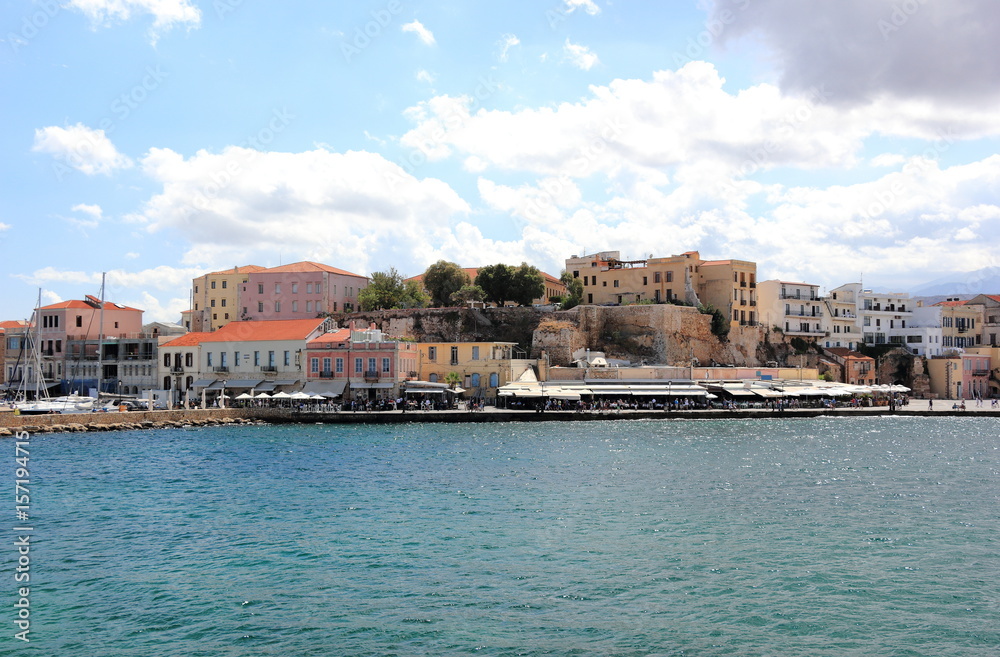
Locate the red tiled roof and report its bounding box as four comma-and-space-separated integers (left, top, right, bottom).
826, 347, 872, 360
160, 332, 213, 348
306, 328, 352, 348
0, 320, 28, 330
38, 297, 142, 312
934, 299, 969, 307
205, 265, 267, 276
161, 319, 326, 347
260, 261, 366, 277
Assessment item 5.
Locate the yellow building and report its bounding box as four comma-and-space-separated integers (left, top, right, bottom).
416, 341, 536, 397
564, 250, 758, 327
189, 265, 266, 332
934, 299, 983, 350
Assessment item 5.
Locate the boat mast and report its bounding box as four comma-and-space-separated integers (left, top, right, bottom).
96, 273, 105, 399
31, 289, 43, 401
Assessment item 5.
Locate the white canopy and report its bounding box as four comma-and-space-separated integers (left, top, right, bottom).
234, 392, 254, 400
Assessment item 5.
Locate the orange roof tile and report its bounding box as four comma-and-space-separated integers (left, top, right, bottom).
160, 332, 213, 348
161, 319, 326, 346
306, 328, 352, 348
38, 297, 143, 312
260, 261, 366, 277
204, 264, 267, 276
934, 299, 969, 307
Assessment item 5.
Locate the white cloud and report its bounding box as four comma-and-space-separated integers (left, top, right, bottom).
65, 0, 201, 43
72, 203, 103, 219
0, 222, 10, 232
563, 39, 599, 70
564, 0, 600, 16
133, 146, 471, 277
497, 33, 520, 62
871, 153, 906, 167
33, 124, 133, 175
416, 69, 435, 84
125, 252, 140, 259
402, 20, 435, 46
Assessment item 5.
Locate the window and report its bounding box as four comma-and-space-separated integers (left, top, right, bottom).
489, 372, 499, 387
258, 302, 264, 313
211, 281, 216, 289
654, 272, 661, 283
428, 346, 437, 361
76, 315, 82, 327
258, 283, 264, 294
429, 373, 438, 383
234, 351, 240, 366
292, 283, 298, 293
666, 271, 673, 282
602, 281, 607, 287
211, 299, 216, 307
335, 358, 344, 373
306, 301, 313, 313
283, 351, 290, 366
472, 346, 480, 360
220, 352, 228, 368
222, 280, 227, 289
382, 357, 390, 373
268, 351, 275, 367
254, 351, 260, 366
450, 346, 459, 364
613, 280, 619, 288
275, 283, 281, 294
207, 352, 213, 367
471, 373, 480, 387
164, 353, 170, 367
306, 283, 312, 294
354, 358, 363, 373
212, 314, 217, 320
367, 357, 376, 373
311, 358, 319, 374
186, 352, 193, 367
274, 301, 281, 312
292, 301, 298, 313
643, 276, 648, 285
221, 299, 227, 307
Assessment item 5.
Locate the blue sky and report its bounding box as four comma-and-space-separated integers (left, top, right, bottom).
3, 0, 999, 321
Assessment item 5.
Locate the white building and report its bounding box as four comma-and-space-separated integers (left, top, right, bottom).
829, 283, 914, 348
757, 280, 825, 339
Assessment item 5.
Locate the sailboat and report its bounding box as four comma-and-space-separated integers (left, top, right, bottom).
10, 291, 94, 415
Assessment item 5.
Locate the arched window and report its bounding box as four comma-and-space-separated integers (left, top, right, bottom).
471, 373, 480, 388
429, 373, 438, 383
186, 376, 193, 390
489, 373, 499, 388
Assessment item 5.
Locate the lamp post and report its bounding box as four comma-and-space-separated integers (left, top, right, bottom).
117, 379, 122, 399
221, 379, 227, 408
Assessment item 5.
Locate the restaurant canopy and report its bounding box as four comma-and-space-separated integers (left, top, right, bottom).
301, 380, 347, 398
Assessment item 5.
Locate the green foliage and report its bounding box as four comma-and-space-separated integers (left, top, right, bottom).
422, 260, 471, 307
358, 268, 428, 311
790, 337, 810, 353
698, 303, 729, 340
821, 372, 834, 382
450, 284, 486, 306
509, 262, 546, 306
475, 263, 514, 306
559, 270, 583, 310
444, 371, 462, 387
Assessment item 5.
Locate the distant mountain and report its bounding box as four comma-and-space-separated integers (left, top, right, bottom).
910, 267, 1000, 297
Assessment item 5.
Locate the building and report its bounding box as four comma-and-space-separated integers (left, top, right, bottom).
965, 294, 1000, 346
966, 346, 1000, 397
416, 341, 536, 398
304, 323, 419, 400
240, 261, 369, 320
189, 265, 266, 332
926, 352, 991, 400
829, 283, 914, 347
564, 250, 758, 327
821, 287, 860, 350
158, 317, 332, 406
0, 320, 28, 387
822, 348, 876, 386
933, 299, 982, 350
757, 280, 825, 339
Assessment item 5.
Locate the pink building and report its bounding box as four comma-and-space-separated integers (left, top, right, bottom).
305, 323, 418, 400
240, 261, 369, 321
927, 353, 992, 399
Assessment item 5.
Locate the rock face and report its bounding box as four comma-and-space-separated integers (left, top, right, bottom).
343, 305, 767, 367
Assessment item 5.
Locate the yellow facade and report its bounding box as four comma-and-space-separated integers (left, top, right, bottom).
565, 250, 758, 327
191, 265, 265, 332
416, 342, 532, 396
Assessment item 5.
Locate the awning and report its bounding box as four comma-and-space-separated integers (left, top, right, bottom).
224, 379, 264, 389
406, 387, 445, 394
205, 381, 225, 390
192, 379, 214, 388
718, 386, 758, 397
447, 387, 466, 394
406, 381, 451, 389
751, 389, 784, 398
301, 380, 347, 397
255, 380, 299, 391
351, 382, 395, 389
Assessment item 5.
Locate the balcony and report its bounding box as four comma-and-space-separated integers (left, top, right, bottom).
739, 320, 759, 327
213, 366, 229, 373
749, 282, 756, 288
259, 365, 277, 372
780, 293, 821, 301
973, 369, 990, 377
785, 311, 824, 318
740, 281, 747, 287
170, 366, 184, 374
319, 371, 335, 379
749, 300, 757, 307
364, 370, 379, 381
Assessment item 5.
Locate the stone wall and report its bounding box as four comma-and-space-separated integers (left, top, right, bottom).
0, 407, 257, 431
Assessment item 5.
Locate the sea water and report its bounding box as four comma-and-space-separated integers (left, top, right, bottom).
13, 417, 1000, 656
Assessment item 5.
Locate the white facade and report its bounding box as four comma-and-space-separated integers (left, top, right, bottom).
757, 280, 825, 338
908, 306, 946, 357
830, 283, 914, 348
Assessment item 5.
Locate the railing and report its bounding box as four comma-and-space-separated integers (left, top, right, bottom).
260, 365, 277, 372
319, 371, 335, 379
973, 369, 990, 377
785, 311, 824, 317
740, 281, 747, 287
170, 366, 184, 373
213, 366, 229, 373
364, 370, 379, 381
749, 301, 757, 306
749, 282, 756, 288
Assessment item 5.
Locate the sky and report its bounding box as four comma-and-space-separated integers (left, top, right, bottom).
2, 0, 1000, 323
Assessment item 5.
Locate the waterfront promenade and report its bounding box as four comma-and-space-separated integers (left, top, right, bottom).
1, 398, 998, 434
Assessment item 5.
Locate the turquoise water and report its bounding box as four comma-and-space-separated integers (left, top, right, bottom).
12, 417, 1000, 656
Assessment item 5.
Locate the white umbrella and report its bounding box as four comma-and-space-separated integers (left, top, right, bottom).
310, 393, 327, 400
254, 392, 272, 399
271, 391, 292, 399
290, 391, 311, 400
235, 392, 254, 400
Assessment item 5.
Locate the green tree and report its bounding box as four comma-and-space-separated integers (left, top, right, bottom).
559, 270, 583, 310
444, 371, 462, 388
475, 263, 514, 306
422, 260, 471, 307
508, 263, 546, 307
698, 303, 730, 340
450, 284, 486, 306
358, 268, 428, 311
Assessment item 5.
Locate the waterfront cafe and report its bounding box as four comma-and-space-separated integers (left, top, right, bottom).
496, 380, 715, 407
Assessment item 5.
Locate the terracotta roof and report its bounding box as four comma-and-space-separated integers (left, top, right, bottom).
204, 265, 267, 276
160, 332, 213, 348
161, 319, 326, 347
934, 299, 970, 307
306, 328, 352, 348
38, 297, 142, 312
0, 320, 28, 330
259, 261, 366, 277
